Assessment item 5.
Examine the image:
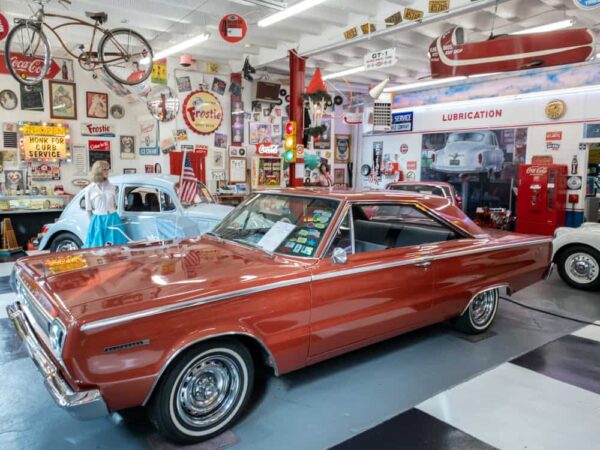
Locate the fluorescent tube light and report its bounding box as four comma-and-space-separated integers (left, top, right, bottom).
258, 0, 328, 27
384, 76, 466, 93
322, 65, 366, 80
141, 33, 210, 63
511, 19, 575, 35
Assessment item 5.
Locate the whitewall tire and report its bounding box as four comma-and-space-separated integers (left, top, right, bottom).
557, 245, 600, 291
452, 288, 499, 334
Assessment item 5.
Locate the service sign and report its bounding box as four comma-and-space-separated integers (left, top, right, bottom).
23, 135, 68, 160
364, 48, 396, 70
182, 90, 224, 135
80, 122, 116, 137
391, 111, 413, 132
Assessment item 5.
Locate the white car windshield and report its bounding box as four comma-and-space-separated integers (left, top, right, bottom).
448, 133, 485, 143
211, 193, 340, 258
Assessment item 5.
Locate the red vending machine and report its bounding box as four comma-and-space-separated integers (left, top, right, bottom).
516, 163, 567, 235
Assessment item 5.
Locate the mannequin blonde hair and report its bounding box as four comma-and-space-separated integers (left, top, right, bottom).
90, 160, 109, 183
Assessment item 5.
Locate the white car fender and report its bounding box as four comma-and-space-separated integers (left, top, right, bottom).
552, 223, 600, 260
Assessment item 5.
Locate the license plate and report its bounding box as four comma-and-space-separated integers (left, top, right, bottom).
450, 159, 460, 166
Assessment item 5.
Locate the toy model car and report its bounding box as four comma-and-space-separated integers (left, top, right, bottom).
8, 189, 552, 444
386, 181, 462, 209
553, 222, 600, 290
37, 174, 233, 251
431, 130, 504, 177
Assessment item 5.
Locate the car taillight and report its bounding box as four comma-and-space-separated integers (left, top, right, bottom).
41, 225, 49, 234
431, 153, 436, 162
477, 153, 483, 164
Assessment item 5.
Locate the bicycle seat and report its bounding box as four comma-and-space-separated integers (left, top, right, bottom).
85, 11, 108, 24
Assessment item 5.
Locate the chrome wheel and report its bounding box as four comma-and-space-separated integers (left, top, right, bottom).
565, 252, 599, 285
469, 289, 498, 329
56, 240, 79, 252
175, 355, 241, 428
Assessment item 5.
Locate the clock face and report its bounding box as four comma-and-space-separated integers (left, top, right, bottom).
567, 176, 582, 190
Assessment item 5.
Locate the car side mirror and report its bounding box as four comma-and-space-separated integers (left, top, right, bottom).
331, 247, 348, 265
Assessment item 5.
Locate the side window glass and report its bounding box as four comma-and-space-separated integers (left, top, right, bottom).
79, 195, 85, 209
327, 210, 352, 255
352, 203, 458, 253
124, 186, 160, 212
160, 190, 177, 212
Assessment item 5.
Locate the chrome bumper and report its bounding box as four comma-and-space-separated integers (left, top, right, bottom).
6, 303, 109, 420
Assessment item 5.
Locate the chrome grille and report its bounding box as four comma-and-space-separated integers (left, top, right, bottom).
16, 273, 52, 335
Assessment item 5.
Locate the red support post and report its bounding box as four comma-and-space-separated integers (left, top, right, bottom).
288, 50, 306, 187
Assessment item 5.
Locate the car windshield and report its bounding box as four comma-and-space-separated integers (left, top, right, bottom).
211, 193, 340, 258
448, 133, 484, 143
180, 181, 216, 207
388, 184, 446, 198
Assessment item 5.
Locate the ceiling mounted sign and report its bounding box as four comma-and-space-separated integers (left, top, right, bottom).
0, 14, 9, 41
182, 90, 224, 135
364, 48, 396, 70
219, 14, 247, 43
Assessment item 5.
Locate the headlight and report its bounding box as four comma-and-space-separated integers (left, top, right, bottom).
49, 319, 67, 357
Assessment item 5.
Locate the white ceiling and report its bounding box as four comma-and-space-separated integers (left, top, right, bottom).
3, 0, 600, 91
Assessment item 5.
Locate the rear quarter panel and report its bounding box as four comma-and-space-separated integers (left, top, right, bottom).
428, 233, 552, 319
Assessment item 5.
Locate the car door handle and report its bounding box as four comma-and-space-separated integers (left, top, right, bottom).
414, 261, 431, 268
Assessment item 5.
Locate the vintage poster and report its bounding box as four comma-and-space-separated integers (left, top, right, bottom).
249, 122, 272, 145
32, 162, 61, 181
20, 83, 44, 111
49, 81, 77, 120
88, 140, 111, 169
120, 135, 135, 160
314, 117, 332, 149
139, 119, 158, 152
334, 134, 351, 163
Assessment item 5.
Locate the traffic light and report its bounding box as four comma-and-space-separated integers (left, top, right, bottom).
284, 121, 297, 163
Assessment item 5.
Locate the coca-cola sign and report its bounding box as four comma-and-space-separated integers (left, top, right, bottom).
80, 123, 116, 137
88, 140, 111, 151
0, 52, 60, 79
525, 166, 548, 176
256, 143, 279, 155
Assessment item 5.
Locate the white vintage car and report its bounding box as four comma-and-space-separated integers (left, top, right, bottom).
553, 222, 600, 291
431, 130, 505, 176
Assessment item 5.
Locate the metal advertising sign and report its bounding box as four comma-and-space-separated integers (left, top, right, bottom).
364, 48, 397, 70
80, 122, 116, 137
391, 111, 414, 132
182, 90, 224, 135
0, 52, 61, 79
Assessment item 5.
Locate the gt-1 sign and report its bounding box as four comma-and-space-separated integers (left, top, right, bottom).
364, 48, 397, 70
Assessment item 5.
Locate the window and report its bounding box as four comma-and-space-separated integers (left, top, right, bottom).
448, 132, 484, 143
328, 203, 459, 255
388, 184, 447, 198
123, 186, 170, 212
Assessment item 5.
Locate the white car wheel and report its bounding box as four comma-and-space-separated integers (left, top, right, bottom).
557, 245, 600, 291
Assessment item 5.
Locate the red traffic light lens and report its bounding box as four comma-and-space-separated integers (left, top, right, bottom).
285, 122, 295, 135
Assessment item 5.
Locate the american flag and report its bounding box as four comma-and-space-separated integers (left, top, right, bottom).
179, 152, 197, 204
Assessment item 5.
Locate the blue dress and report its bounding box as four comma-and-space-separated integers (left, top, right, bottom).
84, 212, 128, 248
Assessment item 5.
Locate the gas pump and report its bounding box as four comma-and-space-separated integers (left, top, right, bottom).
516, 163, 567, 235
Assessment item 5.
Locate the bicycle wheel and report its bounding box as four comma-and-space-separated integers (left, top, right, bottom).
4, 22, 51, 85
98, 28, 153, 85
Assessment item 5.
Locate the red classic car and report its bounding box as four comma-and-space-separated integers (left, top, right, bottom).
386, 181, 462, 209
8, 189, 552, 443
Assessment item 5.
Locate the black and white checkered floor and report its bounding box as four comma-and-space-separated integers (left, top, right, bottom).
0, 252, 599, 450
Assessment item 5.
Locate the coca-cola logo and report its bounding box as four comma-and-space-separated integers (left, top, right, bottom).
526, 166, 548, 175
257, 143, 279, 155
11, 56, 45, 75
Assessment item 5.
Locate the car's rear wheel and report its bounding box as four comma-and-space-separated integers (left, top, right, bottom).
452, 288, 499, 334
556, 245, 600, 291
50, 233, 83, 252
148, 339, 254, 444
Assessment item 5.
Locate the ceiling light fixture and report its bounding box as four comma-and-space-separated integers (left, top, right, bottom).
258, 0, 328, 27
322, 65, 366, 80
511, 19, 575, 35
141, 33, 210, 63
384, 76, 466, 93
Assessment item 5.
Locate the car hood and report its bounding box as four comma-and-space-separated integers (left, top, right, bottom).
15, 237, 311, 326
184, 203, 234, 221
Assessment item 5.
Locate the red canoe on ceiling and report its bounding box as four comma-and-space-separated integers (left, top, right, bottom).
429, 26, 595, 78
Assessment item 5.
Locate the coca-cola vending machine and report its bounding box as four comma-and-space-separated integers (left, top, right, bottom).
516, 163, 568, 235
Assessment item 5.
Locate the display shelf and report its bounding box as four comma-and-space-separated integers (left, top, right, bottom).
0, 195, 70, 213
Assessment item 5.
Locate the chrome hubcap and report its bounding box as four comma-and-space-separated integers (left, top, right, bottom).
469, 289, 498, 327
56, 240, 78, 252
566, 252, 599, 284
176, 355, 241, 428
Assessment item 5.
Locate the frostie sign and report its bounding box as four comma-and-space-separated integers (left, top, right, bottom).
80, 122, 116, 137
182, 90, 224, 135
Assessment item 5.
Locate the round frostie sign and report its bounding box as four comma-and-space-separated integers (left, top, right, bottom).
182, 90, 224, 135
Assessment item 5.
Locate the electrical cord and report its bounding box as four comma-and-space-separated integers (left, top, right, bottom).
500, 296, 600, 328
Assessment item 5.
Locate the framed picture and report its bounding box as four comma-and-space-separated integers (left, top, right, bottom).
86, 91, 108, 118
154, 163, 162, 173
334, 134, 351, 163
176, 76, 192, 93
229, 157, 247, 183
214, 133, 228, 149
249, 122, 272, 145
145, 164, 154, 173
211, 77, 227, 95
334, 168, 346, 185
20, 83, 44, 111
213, 149, 225, 170
314, 117, 332, 149
49, 81, 77, 120
120, 135, 135, 159
0, 90, 18, 110
123, 168, 136, 174
5, 170, 25, 192
55, 57, 75, 82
